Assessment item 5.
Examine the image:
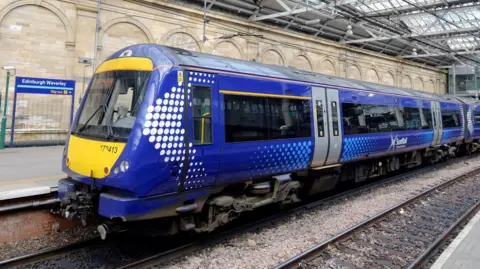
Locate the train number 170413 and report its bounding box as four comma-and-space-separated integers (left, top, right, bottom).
100, 145, 118, 154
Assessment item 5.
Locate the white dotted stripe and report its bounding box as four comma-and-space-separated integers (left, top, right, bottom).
142, 81, 214, 190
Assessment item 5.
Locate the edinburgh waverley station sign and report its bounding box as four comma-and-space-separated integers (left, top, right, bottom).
15, 76, 75, 95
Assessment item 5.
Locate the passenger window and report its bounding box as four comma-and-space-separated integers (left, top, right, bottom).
420, 108, 433, 130
224, 94, 311, 143
474, 111, 480, 126
403, 107, 421, 130
316, 100, 324, 137
441, 109, 461, 128
192, 86, 212, 144
342, 102, 434, 135
331, 101, 339, 136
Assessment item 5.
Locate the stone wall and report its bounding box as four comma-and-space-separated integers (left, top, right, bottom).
0, 0, 448, 142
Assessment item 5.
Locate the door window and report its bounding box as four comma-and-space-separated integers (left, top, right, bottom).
331, 101, 339, 136
316, 100, 325, 137
192, 85, 212, 144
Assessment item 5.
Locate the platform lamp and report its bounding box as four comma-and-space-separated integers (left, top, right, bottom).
0, 66, 15, 150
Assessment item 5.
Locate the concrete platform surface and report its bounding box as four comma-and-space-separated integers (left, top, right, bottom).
430, 210, 480, 269
0, 146, 65, 200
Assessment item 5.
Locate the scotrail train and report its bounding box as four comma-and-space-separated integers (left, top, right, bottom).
55, 44, 480, 239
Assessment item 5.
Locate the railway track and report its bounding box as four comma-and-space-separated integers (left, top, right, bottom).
2, 155, 478, 269
273, 167, 480, 269
112, 158, 478, 269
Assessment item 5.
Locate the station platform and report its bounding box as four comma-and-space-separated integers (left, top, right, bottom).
430, 210, 480, 269
0, 146, 64, 200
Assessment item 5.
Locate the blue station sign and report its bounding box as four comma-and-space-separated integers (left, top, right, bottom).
15, 76, 75, 95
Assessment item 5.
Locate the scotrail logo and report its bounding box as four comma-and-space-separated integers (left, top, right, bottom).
389, 134, 408, 150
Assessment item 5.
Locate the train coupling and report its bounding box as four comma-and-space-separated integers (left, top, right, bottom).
52, 191, 97, 226
51, 178, 98, 226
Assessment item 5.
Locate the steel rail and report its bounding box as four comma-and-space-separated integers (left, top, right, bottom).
0, 230, 127, 269
0, 237, 104, 268
272, 166, 480, 269
113, 157, 474, 269
0, 198, 59, 213
0, 163, 436, 269
4, 154, 479, 269
407, 199, 480, 269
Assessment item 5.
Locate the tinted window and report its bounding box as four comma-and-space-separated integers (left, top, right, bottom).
475, 111, 480, 126
316, 100, 324, 137
403, 107, 422, 130
421, 108, 433, 130
342, 103, 366, 134
342, 103, 401, 134
331, 101, 339, 136
224, 95, 311, 142
342, 102, 433, 135
442, 109, 461, 128
192, 86, 212, 144
74, 70, 151, 140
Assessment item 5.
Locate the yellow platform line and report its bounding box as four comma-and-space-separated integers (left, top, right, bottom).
0, 174, 65, 186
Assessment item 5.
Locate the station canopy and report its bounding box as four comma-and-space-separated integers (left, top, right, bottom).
186, 0, 480, 68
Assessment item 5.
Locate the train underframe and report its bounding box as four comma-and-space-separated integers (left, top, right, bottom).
53, 140, 480, 240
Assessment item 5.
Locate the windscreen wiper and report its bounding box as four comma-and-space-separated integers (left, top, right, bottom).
75, 103, 112, 136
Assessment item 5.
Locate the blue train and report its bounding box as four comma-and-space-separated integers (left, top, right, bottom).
56, 44, 480, 238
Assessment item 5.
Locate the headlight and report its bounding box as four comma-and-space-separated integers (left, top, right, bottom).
120, 160, 130, 172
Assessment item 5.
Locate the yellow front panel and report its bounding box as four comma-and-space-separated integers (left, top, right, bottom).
67, 135, 126, 178
95, 57, 154, 74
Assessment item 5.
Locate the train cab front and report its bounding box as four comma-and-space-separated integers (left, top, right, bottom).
55, 55, 156, 226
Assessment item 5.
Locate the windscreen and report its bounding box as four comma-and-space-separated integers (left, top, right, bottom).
73, 70, 151, 140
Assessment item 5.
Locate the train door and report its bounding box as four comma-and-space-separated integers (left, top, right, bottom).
436, 102, 443, 144
179, 71, 220, 192
311, 87, 342, 167
311, 87, 328, 167
431, 101, 442, 146
325, 88, 342, 165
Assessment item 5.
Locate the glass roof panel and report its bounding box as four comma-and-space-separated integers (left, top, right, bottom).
347, 0, 480, 53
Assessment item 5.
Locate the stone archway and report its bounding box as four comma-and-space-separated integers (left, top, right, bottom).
365, 68, 379, 83
382, 72, 395, 86
261, 47, 286, 66
346, 65, 362, 80
212, 40, 244, 60
319, 59, 336, 76
290, 55, 313, 71
99, 20, 150, 62
163, 30, 201, 52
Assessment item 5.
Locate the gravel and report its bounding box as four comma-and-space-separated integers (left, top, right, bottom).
159, 156, 480, 269
0, 224, 97, 261
303, 170, 480, 269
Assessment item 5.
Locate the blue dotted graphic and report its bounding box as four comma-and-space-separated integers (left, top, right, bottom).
249, 141, 312, 177
341, 136, 377, 162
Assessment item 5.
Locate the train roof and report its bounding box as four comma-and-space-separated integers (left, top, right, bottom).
112, 44, 459, 103
454, 96, 480, 105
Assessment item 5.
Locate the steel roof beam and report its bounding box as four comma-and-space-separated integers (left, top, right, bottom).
389, 2, 480, 20
341, 26, 480, 44
250, 0, 358, 21
356, 0, 479, 18
399, 49, 480, 58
